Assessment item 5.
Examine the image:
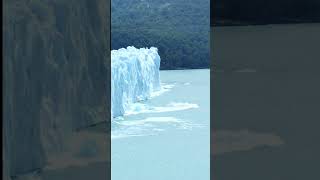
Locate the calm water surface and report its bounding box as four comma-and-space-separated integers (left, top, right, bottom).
112, 69, 210, 180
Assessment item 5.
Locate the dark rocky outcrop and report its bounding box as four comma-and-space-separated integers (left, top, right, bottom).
3, 0, 110, 178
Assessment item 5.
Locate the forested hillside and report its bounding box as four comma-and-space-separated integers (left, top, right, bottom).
111, 0, 210, 69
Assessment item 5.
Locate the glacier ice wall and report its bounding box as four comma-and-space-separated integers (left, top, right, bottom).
111, 46, 161, 117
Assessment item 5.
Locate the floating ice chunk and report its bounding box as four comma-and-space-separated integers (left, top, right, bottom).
111, 46, 161, 117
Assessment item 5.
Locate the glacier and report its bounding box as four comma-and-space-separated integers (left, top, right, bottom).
111, 46, 161, 117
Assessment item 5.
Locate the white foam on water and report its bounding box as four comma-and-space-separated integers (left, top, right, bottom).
111, 117, 179, 139
125, 102, 199, 116
150, 83, 175, 98
111, 116, 204, 140
116, 117, 181, 126
111, 133, 152, 140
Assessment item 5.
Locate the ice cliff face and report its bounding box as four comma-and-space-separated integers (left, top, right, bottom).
111, 46, 161, 117
3, 0, 110, 178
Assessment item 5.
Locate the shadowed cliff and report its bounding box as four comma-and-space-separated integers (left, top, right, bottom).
3, 0, 110, 179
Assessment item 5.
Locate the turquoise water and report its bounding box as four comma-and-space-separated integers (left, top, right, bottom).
111, 69, 210, 180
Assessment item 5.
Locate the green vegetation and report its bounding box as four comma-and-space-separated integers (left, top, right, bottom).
111, 0, 210, 69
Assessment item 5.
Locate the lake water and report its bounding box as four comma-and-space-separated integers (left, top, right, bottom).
111, 69, 210, 180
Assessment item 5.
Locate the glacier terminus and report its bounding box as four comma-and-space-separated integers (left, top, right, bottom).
111, 46, 161, 117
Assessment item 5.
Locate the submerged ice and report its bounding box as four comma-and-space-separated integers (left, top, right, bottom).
111, 46, 161, 117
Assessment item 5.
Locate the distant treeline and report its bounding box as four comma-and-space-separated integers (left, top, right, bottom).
111, 0, 210, 70
211, 0, 320, 26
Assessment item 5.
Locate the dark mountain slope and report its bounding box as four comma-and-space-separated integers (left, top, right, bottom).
111, 0, 210, 69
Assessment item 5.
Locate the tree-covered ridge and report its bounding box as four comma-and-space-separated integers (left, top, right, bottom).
111, 0, 210, 69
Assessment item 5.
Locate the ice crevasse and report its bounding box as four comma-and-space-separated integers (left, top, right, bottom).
111, 46, 161, 117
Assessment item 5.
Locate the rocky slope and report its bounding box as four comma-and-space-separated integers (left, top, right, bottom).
3, 0, 110, 178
